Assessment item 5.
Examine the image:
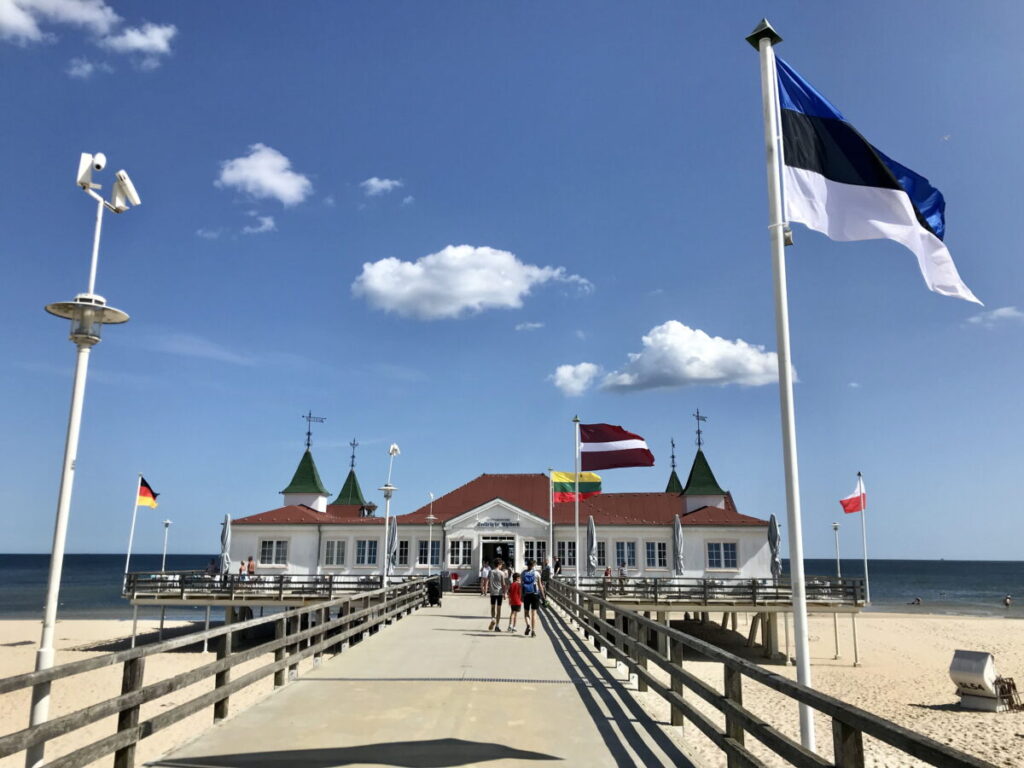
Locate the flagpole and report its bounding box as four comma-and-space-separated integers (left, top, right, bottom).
573, 416, 581, 588
748, 18, 815, 752
859, 472, 870, 603
547, 467, 554, 569
122, 473, 142, 591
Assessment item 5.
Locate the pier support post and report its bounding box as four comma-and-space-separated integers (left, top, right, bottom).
833, 612, 841, 660
784, 612, 792, 665
851, 613, 861, 667
746, 613, 761, 647
214, 608, 234, 722
274, 615, 286, 687
203, 606, 212, 654
113, 656, 145, 768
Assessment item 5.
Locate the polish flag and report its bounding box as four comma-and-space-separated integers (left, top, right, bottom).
839, 475, 866, 514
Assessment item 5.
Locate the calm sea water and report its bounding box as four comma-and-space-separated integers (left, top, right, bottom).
0, 555, 1021, 619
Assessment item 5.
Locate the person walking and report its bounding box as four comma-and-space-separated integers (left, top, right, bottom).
541, 558, 552, 589
479, 561, 491, 597
486, 559, 508, 632
506, 572, 523, 633
553, 557, 562, 578
521, 558, 544, 638
246, 556, 256, 578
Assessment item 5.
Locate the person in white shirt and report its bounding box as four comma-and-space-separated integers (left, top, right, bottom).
486, 560, 508, 632
479, 563, 491, 596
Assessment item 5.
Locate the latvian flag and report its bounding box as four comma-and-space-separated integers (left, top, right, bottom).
777, 57, 980, 304
137, 477, 159, 508
551, 472, 602, 503
580, 423, 654, 471
839, 475, 866, 514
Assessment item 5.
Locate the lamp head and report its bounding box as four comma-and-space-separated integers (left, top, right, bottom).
45, 292, 129, 345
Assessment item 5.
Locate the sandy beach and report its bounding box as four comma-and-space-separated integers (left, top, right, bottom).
1, 610, 1021, 767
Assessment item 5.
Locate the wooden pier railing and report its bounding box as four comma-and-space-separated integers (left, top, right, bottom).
546, 580, 991, 768
573, 575, 865, 606
122, 571, 428, 600
0, 577, 435, 768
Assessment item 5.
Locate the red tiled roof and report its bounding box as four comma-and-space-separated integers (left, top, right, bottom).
235, 504, 384, 525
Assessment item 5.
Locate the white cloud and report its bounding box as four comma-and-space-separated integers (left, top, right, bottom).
148, 332, 254, 366
195, 227, 222, 240
402, 195, 415, 206
0, 0, 120, 42
352, 244, 593, 320
515, 321, 544, 332
551, 363, 600, 397
575, 330, 586, 340
216, 144, 312, 207
101, 22, 175, 64
966, 306, 1024, 328
66, 55, 94, 77
360, 177, 403, 196
597, 320, 779, 392
848, 382, 861, 389
323, 195, 335, 207
242, 215, 275, 235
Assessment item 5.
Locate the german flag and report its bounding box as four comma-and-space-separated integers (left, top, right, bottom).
551, 471, 601, 503
137, 477, 159, 508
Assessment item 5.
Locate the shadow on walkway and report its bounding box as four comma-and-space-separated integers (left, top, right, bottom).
152, 737, 560, 767
539, 608, 695, 768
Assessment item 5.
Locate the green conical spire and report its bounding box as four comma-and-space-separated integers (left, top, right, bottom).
666, 470, 684, 494
331, 468, 368, 506
280, 450, 329, 495
682, 449, 725, 495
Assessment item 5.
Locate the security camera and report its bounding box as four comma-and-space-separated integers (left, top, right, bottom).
77, 153, 98, 189
109, 169, 141, 212
92, 153, 106, 171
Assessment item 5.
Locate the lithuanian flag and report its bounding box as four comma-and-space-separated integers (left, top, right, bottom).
551, 471, 601, 503
137, 477, 159, 508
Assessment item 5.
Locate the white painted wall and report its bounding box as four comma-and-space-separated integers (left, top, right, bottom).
281, 492, 328, 512
684, 494, 726, 513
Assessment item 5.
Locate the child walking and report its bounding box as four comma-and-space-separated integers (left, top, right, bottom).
506, 572, 523, 632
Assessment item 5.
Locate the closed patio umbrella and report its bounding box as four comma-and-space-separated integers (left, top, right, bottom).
219, 514, 231, 575
673, 514, 685, 575
586, 515, 598, 577
768, 513, 782, 581
387, 519, 399, 579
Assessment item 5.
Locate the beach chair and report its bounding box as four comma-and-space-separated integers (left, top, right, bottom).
949, 650, 1022, 712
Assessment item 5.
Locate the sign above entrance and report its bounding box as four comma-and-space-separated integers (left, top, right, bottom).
476, 519, 519, 528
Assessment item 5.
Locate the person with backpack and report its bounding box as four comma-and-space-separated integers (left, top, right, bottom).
521, 558, 544, 638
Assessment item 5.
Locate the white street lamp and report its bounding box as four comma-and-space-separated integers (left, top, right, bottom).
426, 492, 437, 578
27, 152, 138, 768
161, 519, 173, 572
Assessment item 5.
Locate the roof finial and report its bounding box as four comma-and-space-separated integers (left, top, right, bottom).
670, 438, 677, 471
349, 437, 359, 469
693, 408, 708, 450
302, 410, 326, 450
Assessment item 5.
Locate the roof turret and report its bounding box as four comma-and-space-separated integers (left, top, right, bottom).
332, 469, 368, 506
665, 470, 684, 494
682, 449, 725, 496
280, 450, 329, 495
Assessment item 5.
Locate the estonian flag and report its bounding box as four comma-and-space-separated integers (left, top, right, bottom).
777, 58, 980, 304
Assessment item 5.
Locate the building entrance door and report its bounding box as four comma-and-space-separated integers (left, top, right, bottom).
481, 538, 515, 570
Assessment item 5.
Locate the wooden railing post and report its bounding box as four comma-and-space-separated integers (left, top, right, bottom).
633, 617, 648, 692
723, 665, 745, 767
213, 608, 233, 722
832, 718, 865, 768
112, 656, 145, 768
288, 614, 300, 679
274, 616, 286, 687
670, 637, 685, 728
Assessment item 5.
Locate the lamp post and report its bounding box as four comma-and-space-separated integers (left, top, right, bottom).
161, 520, 173, 572
832, 522, 842, 659
426, 493, 437, 578
379, 443, 400, 588
27, 152, 138, 768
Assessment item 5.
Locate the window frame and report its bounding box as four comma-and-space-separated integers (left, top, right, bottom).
355, 539, 379, 567
397, 539, 409, 566
706, 540, 739, 571
258, 538, 289, 567
323, 539, 346, 567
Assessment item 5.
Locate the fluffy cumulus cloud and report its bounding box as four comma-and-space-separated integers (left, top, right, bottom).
1, 1, 176, 68
966, 306, 1024, 328
551, 363, 600, 397
360, 177, 403, 196
352, 244, 592, 320
216, 144, 313, 207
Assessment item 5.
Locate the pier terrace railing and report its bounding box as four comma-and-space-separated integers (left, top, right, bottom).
0, 577, 435, 768
574, 575, 865, 606
546, 580, 990, 768
122, 571, 425, 600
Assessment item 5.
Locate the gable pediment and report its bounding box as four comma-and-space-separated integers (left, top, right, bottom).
445, 498, 550, 532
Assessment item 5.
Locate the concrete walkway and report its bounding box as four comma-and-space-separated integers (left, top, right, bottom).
150, 595, 696, 768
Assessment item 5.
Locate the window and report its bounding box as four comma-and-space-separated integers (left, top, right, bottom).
707, 542, 738, 570
556, 541, 577, 567
398, 540, 409, 566
355, 539, 378, 566
449, 540, 472, 566
597, 541, 606, 567
418, 540, 441, 566
523, 540, 547, 563
259, 539, 288, 565
324, 540, 345, 566
615, 541, 636, 568
646, 541, 668, 569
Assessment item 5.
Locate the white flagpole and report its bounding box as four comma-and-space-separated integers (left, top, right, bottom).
573, 416, 581, 588
547, 467, 554, 569
748, 18, 815, 751
859, 472, 870, 603
122, 473, 142, 590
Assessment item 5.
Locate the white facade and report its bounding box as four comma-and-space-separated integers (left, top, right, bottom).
231, 497, 772, 580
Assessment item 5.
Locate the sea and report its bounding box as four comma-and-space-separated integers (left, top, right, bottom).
0, 555, 1022, 620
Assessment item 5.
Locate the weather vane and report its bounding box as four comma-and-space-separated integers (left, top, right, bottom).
693, 408, 708, 449
670, 438, 677, 471
302, 410, 326, 450
349, 438, 359, 469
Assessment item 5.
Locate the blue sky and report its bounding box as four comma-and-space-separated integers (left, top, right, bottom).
1, 2, 1022, 560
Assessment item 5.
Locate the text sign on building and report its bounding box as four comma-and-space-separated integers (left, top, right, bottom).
476, 519, 519, 528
